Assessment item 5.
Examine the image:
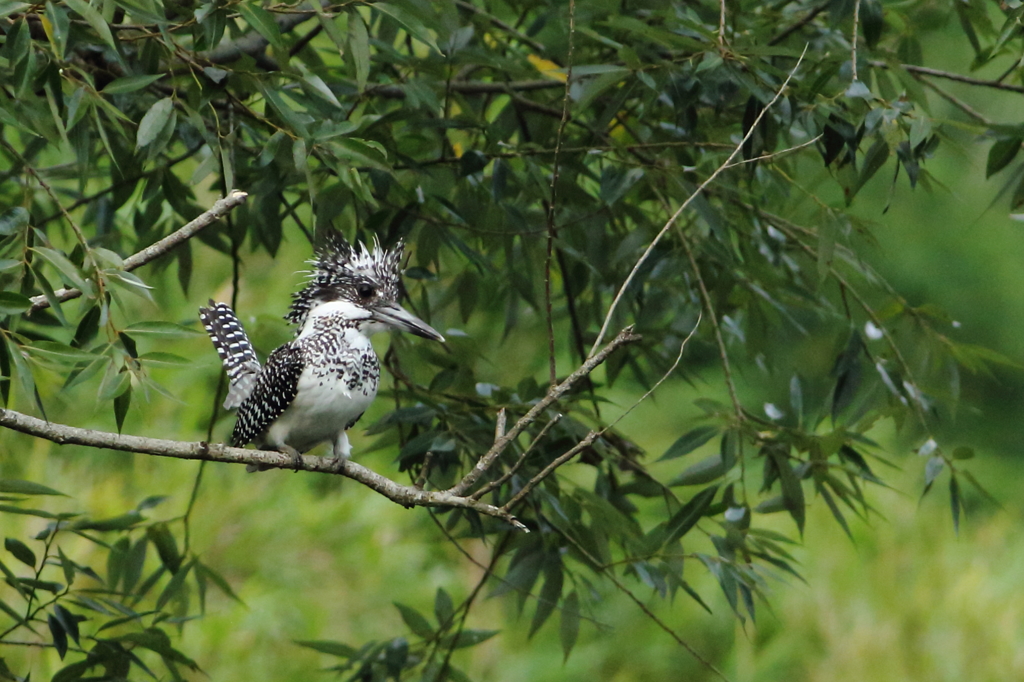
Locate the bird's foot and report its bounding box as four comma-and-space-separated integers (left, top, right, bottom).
280, 445, 303, 472
326, 454, 348, 473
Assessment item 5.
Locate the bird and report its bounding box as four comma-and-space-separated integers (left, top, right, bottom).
199, 233, 444, 471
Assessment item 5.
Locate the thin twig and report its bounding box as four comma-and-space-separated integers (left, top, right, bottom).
415, 451, 435, 490
501, 430, 600, 510
764, 219, 932, 431
768, 1, 828, 46
681, 237, 743, 422
915, 76, 993, 126
718, 0, 727, 46
470, 414, 563, 501
589, 45, 808, 356
445, 327, 641, 497
851, 0, 861, 82
1, 139, 93, 258
544, 0, 576, 386
722, 134, 823, 169
555, 528, 731, 682
868, 60, 1024, 94
455, 0, 545, 52
502, 318, 699, 510
367, 79, 564, 99
0, 408, 526, 531
27, 190, 249, 314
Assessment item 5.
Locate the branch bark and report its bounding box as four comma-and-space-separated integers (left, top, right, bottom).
446, 326, 641, 497
868, 60, 1024, 94
0, 408, 526, 531
28, 189, 249, 314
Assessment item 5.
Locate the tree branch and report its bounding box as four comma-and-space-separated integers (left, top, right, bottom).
445, 326, 641, 497
868, 60, 1024, 94
589, 45, 808, 355
367, 79, 565, 98
28, 190, 249, 314
0, 408, 526, 531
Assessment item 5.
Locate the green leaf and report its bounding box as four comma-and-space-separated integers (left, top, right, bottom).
156, 558, 194, 610
294, 639, 357, 658
147, 523, 181, 573
529, 556, 562, 638
136, 97, 174, 150
0, 477, 66, 493
0, 292, 30, 316
48, 613, 69, 659
196, 561, 243, 604
123, 321, 202, 336
987, 138, 1022, 177
449, 629, 499, 649
924, 455, 945, 494
770, 447, 805, 535
64, 0, 117, 51
373, 3, 442, 55
103, 74, 165, 95
72, 511, 142, 531
113, 384, 131, 432
53, 603, 81, 645
663, 485, 718, 544
236, 2, 286, 56
33, 247, 89, 291
559, 590, 579, 662
393, 602, 434, 638
952, 446, 975, 460
668, 454, 727, 486
4, 537, 36, 567
349, 10, 370, 91
0, 207, 29, 235
659, 426, 718, 461
434, 587, 454, 627
950, 474, 961, 533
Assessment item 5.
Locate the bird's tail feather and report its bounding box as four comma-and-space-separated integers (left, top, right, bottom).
199, 301, 261, 410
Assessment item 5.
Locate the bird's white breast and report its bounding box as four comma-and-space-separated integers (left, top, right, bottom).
263, 328, 379, 454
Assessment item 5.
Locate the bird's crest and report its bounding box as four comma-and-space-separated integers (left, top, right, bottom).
286, 232, 404, 327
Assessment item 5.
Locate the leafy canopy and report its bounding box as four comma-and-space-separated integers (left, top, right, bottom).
0, 0, 1017, 678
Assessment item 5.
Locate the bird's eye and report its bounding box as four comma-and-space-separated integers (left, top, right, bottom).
357, 284, 375, 299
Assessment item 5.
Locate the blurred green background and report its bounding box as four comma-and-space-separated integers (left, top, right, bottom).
5, 10, 1024, 682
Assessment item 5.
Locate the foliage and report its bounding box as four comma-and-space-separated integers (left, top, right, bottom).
0, 0, 1019, 678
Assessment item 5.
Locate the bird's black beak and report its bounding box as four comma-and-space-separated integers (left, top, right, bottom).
372, 303, 445, 342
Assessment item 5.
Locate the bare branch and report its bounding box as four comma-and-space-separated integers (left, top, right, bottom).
851, 0, 861, 83
589, 45, 808, 356
769, 1, 828, 46
446, 326, 641, 497
722, 134, 823, 169
200, 1, 327, 66
544, 0, 577, 386
470, 413, 562, 501
0, 407, 525, 530
501, 429, 600, 510
718, 0, 727, 46
554, 528, 732, 682
502, 317, 700, 510
367, 79, 565, 98
455, 0, 545, 52
868, 60, 1024, 94
28, 190, 249, 314
494, 408, 507, 441
682, 237, 743, 422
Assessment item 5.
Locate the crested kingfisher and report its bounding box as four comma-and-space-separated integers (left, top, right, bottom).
199, 233, 444, 470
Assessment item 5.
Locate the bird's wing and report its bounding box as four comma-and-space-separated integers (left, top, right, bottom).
231, 343, 305, 447
199, 301, 262, 410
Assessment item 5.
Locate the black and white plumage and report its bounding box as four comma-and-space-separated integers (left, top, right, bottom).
198, 302, 261, 410
199, 234, 444, 469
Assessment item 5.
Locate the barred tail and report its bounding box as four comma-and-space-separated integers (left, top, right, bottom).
199, 300, 261, 410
